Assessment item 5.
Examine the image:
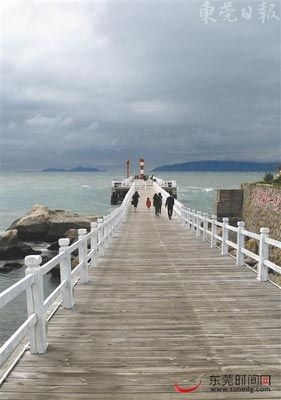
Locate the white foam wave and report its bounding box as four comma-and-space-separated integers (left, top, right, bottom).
183, 186, 214, 192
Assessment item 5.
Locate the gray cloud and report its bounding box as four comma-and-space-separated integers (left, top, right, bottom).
0, 0, 280, 170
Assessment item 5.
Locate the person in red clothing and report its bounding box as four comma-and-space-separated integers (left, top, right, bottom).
146, 197, 151, 210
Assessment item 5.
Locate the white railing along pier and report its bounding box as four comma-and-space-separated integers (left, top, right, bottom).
153, 180, 281, 284
0, 183, 135, 374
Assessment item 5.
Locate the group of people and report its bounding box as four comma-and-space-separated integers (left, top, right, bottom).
132, 190, 175, 220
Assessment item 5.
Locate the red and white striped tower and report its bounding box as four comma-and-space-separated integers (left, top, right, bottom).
139, 158, 144, 179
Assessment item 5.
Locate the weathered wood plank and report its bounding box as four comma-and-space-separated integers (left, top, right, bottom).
1, 186, 280, 398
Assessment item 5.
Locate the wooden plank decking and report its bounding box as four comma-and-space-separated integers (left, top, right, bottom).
0, 186, 281, 399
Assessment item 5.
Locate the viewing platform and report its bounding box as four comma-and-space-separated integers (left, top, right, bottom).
0, 179, 280, 399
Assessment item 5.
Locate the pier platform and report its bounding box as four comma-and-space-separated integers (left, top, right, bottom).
0, 186, 280, 399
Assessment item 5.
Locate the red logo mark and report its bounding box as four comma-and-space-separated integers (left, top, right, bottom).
174, 380, 202, 393
261, 375, 271, 386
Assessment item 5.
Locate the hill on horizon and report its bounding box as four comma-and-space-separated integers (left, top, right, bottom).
152, 160, 280, 172
42, 166, 105, 172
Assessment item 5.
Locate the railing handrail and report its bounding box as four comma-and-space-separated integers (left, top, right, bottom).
153, 180, 281, 283
0, 183, 135, 371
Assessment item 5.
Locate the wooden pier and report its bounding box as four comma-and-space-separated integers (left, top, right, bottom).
0, 185, 281, 399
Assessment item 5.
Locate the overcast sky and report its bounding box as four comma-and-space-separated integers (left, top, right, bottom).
1, 0, 280, 170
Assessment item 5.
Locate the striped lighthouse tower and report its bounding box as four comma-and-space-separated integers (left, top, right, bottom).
139, 158, 144, 179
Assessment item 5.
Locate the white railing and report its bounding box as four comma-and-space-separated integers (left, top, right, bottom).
153, 181, 281, 284
0, 183, 135, 370
112, 176, 134, 188
154, 177, 177, 189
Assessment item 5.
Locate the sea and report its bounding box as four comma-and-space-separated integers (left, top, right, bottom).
0, 171, 263, 345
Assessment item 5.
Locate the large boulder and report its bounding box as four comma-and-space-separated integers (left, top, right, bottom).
9, 205, 56, 241
46, 215, 93, 242
0, 230, 18, 248
8, 205, 97, 242
0, 243, 42, 260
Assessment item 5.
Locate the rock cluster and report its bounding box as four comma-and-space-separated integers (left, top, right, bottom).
8, 205, 97, 242
0, 205, 98, 272
0, 242, 41, 260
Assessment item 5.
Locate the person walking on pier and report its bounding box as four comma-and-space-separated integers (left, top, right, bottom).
153, 193, 161, 217
165, 194, 175, 220
158, 193, 163, 214
146, 197, 151, 211
132, 191, 140, 212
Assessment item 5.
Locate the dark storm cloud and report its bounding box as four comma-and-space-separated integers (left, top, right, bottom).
0, 0, 280, 170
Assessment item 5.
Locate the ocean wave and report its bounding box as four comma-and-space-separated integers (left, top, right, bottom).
81, 185, 90, 188
182, 186, 214, 192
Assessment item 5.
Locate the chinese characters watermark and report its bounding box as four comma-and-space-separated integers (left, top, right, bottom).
200, 1, 280, 24
173, 374, 272, 395
209, 374, 272, 394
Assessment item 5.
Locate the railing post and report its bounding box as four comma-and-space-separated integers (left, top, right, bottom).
97, 217, 104, 255
183, 207, 186, 225
105, 215, 110, 248
180, 205, 184, 224
186, 208, 191, 229
221, 217, 229, 255
103, 216, 108, 249
112, 212, 116, 232
111, 212, 115, 230
108, 212, 113, 241
114, 211, 118, 229
108, 215, 111, 239
257, 227, 270, 282
90, 222, 98, 268
191, 210, 196, 233
78, 228, 89, 283
59, 238, 74, 308
203, 213, 208, 242
196, 212, 201, 237
112, 211, 117, 234
114, 211, 118, 231
211, 215, 217, 248
236, 221, 245, 266
25, 255, 48, 354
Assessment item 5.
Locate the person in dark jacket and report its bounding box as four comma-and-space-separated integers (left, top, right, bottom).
132, 191, 140, 212
158, 193, 163, 214
153, 193, 161, 217
165, 194, 175, 220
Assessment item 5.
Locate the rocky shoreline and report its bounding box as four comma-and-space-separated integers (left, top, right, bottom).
0, 205, 98, 274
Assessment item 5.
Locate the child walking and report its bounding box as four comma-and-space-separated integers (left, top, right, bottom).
146, 197, 151, 211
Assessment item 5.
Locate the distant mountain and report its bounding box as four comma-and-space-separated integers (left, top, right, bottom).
69, 166, 105, 172
152, 161, 280, 172
42, 168, 67, 172
42, 166, 105, 172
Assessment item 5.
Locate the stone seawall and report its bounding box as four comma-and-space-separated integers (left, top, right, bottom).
216, 189, 243, 225
241, 183, 281, 241
215, 183, 281, 270
215, 184, 281, 240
